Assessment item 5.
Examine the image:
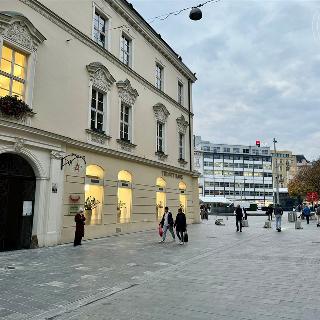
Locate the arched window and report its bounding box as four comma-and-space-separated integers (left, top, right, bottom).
117, 170, 132, 223
84, 165, 104, 225
156, 177, 166, 219
179, 181, 187, 214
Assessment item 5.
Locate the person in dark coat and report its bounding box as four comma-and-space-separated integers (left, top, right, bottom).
74, 208, 86, 246
235, 205, 243, 232
267, 205, 273, 221
159, 206, 175, 243
174, 208, 187, 245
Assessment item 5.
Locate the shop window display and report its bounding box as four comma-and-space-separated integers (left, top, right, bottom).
84, 165, 104, 225
156, 177, 166, 220
117, 170, 132, 223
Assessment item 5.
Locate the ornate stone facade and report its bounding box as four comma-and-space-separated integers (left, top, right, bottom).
116, 79, 139, 106
86, 62, 116, 92
176, 115, 189, 134
153, 103, 170, 123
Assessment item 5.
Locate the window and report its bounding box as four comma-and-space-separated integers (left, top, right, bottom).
155, 63, 163, 90
178, 81, 183, 105
233, 148, 240, 153
157, 121, 164, 152
223, 147, 230, 153
120, 34, 131, 66
90, 88, 105, 132
0, 45, 27, 100
93, 11, 107, 48
120, 103, 131, 141
243, 149, 250, 154
179, 133, 185, 160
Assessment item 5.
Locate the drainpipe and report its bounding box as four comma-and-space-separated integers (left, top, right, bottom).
188, 80, 192, 172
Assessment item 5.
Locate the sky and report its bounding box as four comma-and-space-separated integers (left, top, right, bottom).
130, 0, 320, 160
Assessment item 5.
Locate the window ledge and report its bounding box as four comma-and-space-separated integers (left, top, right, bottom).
178, 158, 188, 167
86, 129, 111, 146
155, 151, 168, 161
116, 139, 137, 152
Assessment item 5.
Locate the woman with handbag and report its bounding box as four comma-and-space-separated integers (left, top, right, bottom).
174, 208, 187, 245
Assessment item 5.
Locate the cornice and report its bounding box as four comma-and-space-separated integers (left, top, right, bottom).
0, 119, 195, 176
18, 0, 194, 117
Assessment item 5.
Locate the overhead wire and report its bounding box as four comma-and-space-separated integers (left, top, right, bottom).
148, 0, 222, 23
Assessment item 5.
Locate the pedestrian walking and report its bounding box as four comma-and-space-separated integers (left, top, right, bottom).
266, 205, 273, 221
274, 204, 283, 232
74, 207, 86, 246
243, 208, 248, 220
303, 205, 311, 224
159, 206, 175, 243
316, 206, 320, 227
174, 208, 187, 245
235, 205, 243, 232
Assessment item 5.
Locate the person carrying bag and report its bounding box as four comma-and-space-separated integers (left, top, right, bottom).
174, 208, 187, 245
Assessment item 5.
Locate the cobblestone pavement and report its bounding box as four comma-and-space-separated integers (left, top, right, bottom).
1, 215, 320, 320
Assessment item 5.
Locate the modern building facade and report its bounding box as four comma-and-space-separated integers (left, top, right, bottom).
0, 0, 200, 251
271, 150, 297, 188
194, 137, 273, 206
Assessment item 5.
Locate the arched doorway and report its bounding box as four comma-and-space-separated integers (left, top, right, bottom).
156, 177, 166, 220
85, 165, 104, 225
0, 153, 36, 251
117, 170, 132, 223
179, 181, 187, 214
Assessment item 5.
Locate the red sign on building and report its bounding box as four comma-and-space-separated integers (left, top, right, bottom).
306, 192, 319, 203
256, 140, 261, 147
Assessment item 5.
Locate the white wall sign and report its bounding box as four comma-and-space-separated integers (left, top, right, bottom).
22, 201, 33, 216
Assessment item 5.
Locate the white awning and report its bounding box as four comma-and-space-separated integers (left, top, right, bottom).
199, 196, 232, 204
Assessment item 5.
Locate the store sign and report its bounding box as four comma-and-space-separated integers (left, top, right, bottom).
162, 171, 183, 180
69, 205, 80, 215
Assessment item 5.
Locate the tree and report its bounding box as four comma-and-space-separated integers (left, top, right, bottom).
288, 159, 320, 199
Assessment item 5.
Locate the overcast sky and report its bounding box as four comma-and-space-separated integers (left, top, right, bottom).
130, 0, 320, 160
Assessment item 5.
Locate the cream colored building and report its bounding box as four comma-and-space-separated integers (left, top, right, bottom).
0, 0, 199, 251
271, 150, 297, 189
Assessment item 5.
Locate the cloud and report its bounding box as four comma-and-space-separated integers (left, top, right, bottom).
131, 0, 320, 160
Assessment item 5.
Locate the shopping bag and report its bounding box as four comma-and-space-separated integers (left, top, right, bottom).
183, 231, 188, 243
158, 225, 163, 237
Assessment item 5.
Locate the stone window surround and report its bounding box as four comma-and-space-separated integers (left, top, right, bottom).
120, 31, 134, 68
92, 2, 111, 51
0, 12, 46, 108
153, 103, 169, 161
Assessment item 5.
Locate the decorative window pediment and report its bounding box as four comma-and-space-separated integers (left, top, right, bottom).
116, 79, 139, 106
153, 103, 170, 123
86, 62, 116, 92
0, 12, 46, 52
176, 115, 189, 134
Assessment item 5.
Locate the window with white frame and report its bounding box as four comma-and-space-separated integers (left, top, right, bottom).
90, 88, 105, 132
155, 63, 163, 90
0, 44, 27, 100
120, 33, 131, 66
93, 11, 107, 48
179, 133, 185, 160
178, 81, 183, 105
157, 121, 165, 153
120, 102, 131, 141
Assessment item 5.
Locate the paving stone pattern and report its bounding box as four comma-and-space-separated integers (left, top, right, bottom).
0, 215, 320, 319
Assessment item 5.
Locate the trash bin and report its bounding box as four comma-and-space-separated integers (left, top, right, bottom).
288, 212, 297, 222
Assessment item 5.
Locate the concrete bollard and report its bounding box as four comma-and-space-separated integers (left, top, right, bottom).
295, 220, 303, 229
264, 221, 271, 228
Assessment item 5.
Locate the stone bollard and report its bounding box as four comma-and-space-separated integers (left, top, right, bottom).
295, 220, 303, 229
264, 221, 271, 228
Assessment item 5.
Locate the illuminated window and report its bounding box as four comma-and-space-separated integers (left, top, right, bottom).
179, 181, 187, 214
120, 34, 131, 66
93, 11, 107, 48
84, 165, 104, 225
155, 63, 163, 90
120, 103, 131, 142
156, 177, 166, 219
117, 170, 132, 223
0, 45, 27, 100
90, 88, 105, 132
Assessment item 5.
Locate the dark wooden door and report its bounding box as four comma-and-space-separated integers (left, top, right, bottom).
0, 154, 36, 251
